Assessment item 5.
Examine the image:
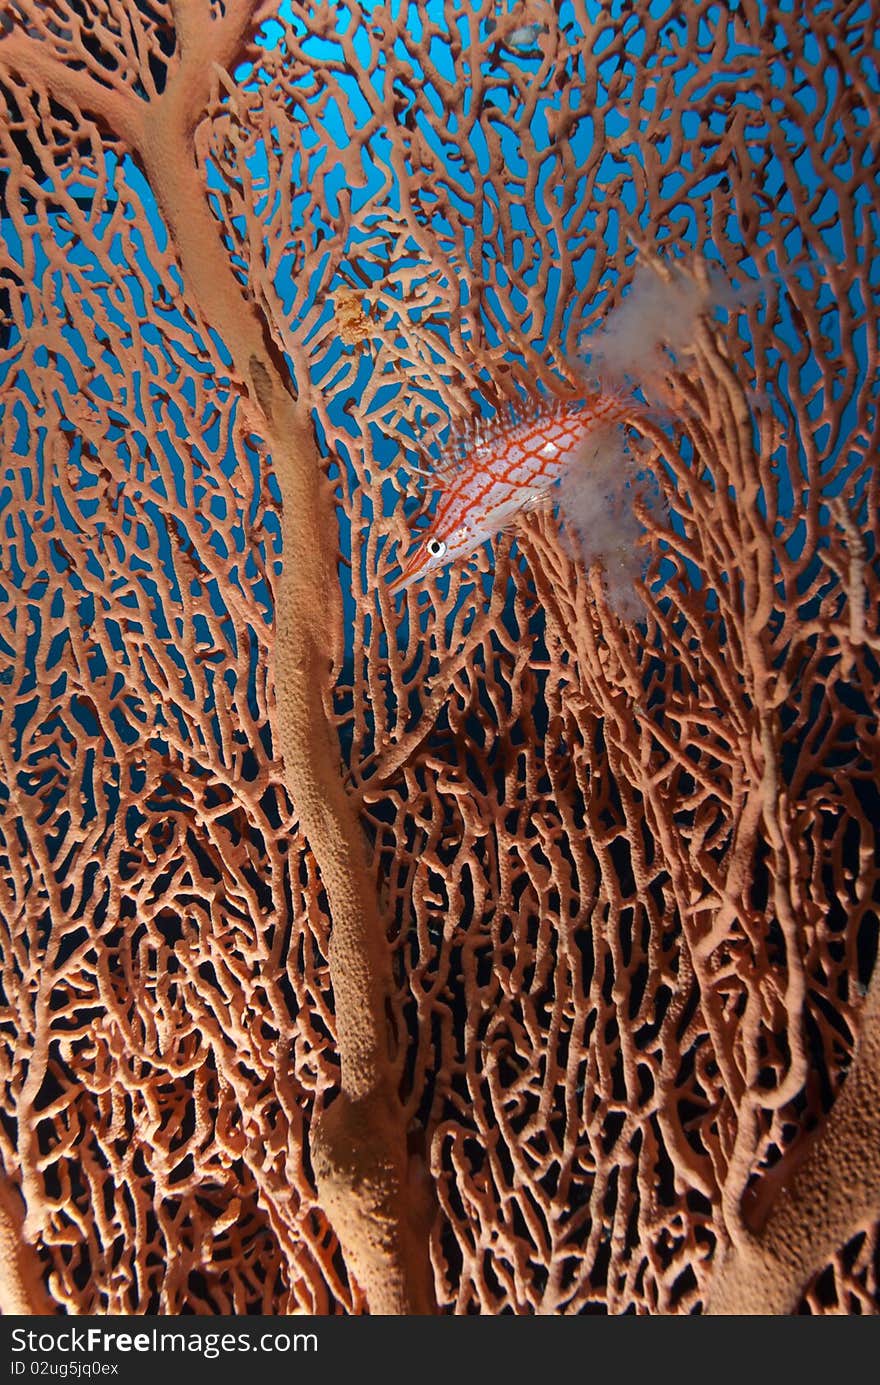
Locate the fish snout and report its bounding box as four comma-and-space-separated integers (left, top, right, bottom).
388, 544, 426, 595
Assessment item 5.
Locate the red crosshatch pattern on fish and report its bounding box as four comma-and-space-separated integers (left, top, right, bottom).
390, 392, 642, 594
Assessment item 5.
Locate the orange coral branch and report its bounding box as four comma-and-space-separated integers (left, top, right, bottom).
708, 966, 880, 1313
0, 1175, 54, 1315
135, 9, 434, 1315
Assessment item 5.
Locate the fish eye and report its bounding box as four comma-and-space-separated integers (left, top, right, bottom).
426, 538, 447, 558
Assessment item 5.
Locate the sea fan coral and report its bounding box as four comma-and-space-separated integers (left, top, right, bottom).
0, 0, 878, 1316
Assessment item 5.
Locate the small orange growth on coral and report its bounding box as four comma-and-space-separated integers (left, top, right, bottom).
334, 289, 373, 345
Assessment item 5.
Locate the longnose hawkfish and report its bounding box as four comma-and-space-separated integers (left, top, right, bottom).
389, 388, 650, 597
